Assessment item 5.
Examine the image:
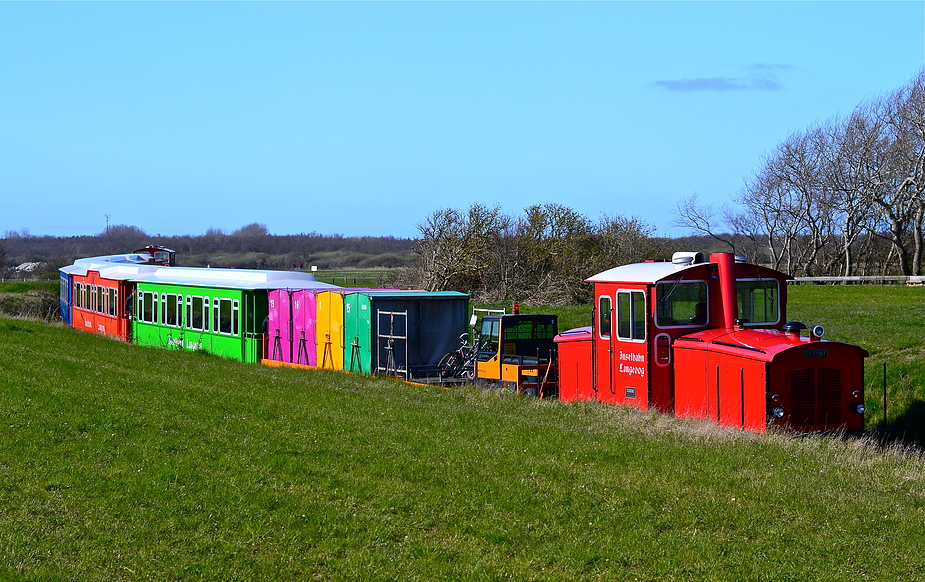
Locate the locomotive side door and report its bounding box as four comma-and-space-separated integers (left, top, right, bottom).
612, 288, 649, 410
594, 293, 616, 404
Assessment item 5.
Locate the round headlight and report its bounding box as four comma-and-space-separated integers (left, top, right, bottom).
771, 406, 785, 419
810, 325, 825, 338
853, 403, 866, 414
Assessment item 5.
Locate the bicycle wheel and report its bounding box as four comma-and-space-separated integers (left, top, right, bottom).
438, 351, 462, 378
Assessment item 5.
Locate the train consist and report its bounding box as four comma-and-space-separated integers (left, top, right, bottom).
59, 246, 468, 373
58, 248, 869, 433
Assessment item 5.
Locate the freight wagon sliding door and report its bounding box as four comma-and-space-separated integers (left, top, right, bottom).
292, 290, 317, 367
343, 293, 372, 374
316, 291, 346, 370
376, 310, 408, 377
267, 290, 292, 363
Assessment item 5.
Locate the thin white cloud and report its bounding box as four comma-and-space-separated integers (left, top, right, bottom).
652, 64, 790, 92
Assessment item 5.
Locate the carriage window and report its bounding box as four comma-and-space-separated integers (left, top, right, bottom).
656, 281, 707, 327
186, 295, 207, 330
617, 290, 645, 341
139, 291, 158, 323
737, 279, 780, 325
108, 288, 117, 317
98, 286, 105, 315
598, 296, 612, 339
214, 297, 238, 335
163, 293, 181, 327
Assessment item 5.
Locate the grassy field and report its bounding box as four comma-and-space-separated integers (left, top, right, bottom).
2, 295, 925, 579
313, 269, 397, 288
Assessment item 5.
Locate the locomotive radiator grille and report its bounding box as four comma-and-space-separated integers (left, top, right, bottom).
789, 367, 842, 428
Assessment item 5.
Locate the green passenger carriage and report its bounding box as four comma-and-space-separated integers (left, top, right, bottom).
131, 268, 337, 363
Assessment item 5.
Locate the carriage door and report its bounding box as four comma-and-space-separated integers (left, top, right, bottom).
614, 289, 648, 409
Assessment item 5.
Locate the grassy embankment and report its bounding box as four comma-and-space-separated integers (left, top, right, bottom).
2, 284, 925, 580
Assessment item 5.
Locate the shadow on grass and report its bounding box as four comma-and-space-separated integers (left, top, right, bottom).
885, 398, 925, 447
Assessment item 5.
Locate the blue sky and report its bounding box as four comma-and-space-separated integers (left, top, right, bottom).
1, 1, 923, 240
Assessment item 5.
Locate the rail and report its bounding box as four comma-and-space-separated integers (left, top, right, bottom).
790, 275, 921, 285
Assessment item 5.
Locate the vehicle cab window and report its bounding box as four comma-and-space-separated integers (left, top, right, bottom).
655, 281, 708, 327
737, 279, 780, 325
477, 318, 500, 362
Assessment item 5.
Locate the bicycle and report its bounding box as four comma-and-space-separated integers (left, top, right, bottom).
438, 333, 477, 380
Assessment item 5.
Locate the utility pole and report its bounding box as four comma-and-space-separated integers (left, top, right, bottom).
105, 214, 110, 234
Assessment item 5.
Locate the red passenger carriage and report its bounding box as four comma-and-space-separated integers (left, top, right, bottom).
61, 247, 174, 342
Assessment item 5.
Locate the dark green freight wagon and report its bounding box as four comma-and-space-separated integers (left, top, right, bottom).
132, 268, 337, 363
342, 291, 469, 378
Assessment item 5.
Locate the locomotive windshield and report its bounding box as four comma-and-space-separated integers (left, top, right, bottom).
477, 317, 501, 362
736, 279, 780, 325
655, 281, 707, 327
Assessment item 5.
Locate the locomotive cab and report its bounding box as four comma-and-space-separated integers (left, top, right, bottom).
475, 313, 558, 397
134, 245, 176, 266
555, 252, 868, 433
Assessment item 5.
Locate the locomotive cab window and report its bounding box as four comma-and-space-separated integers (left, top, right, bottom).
477, 318, 500, 361
655, 281, 708, 327
598, 296, 612, 339
616, 290, 645, 341
737, 279, 780, 325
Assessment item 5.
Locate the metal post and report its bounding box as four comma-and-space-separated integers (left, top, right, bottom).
883, 361, 888, 427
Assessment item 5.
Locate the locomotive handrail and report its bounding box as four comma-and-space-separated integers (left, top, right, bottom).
711, 340, 766, 354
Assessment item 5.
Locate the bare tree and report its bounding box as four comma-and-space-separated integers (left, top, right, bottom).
672, 193, 738, 253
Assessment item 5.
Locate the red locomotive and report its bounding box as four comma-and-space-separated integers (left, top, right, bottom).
555, 252, 868, 433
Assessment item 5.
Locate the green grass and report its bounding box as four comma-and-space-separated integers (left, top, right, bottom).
0, 280, 58, 294
2, 318, 925, 580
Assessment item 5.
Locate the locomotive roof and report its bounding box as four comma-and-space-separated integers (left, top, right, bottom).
586, 260, 703, 284
130, 266, 341, 291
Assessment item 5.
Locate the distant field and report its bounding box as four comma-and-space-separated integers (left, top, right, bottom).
315, 269, 398, 288
1, 317, 924, 580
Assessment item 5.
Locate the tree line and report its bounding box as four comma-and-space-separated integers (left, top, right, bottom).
398, 203, 663, 305
676, 69, 925, 277
1, 223, 416, 275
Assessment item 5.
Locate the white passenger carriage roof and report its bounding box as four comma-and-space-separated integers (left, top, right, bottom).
60, 254, 163, 278
131, 267, 341, 291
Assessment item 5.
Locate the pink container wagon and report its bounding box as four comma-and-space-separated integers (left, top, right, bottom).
266, 287, 385, 367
